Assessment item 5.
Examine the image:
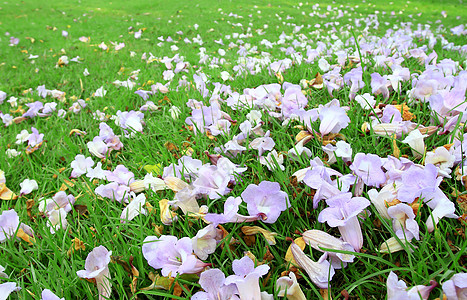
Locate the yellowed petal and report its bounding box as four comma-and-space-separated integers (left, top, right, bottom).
241, 226, 277, 245
285, 237, 306, 268
159, 199, 177, 225
16, 228, 35, 245
164, 177, 189, 192
0, 183, 17, 200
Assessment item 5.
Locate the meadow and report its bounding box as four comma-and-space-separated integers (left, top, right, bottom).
0, 0, 466, 299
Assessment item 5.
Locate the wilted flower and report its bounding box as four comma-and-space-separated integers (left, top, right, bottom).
276, 272, 307, 300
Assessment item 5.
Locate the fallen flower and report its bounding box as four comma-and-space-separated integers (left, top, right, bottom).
77, 246, 112, 300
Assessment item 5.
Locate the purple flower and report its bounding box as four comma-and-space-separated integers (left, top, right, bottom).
318, 104, 350, 136
142, 235, 209, 276
387, 271, 437, 300
22, 101, 44, 118
290, 242, 334, 289
95, 182, 130, 203
241, 181, 289, 224
388, 203, 419, 241
42, 289, 64, 300
77, 246, 112, 300
38, 191, 75, 214
106, 165, 135, 185
303, 166, 341, 209
115, 110, 144, 133
318, 192, 370, 252
193, 165, 231, 199
192, 268, 239, 300
204, 197, 261, 225
70, 155, 94, 178
442, 273, 467, 300
343, 66, 365, 100
249, 130, 275, 156
371, 73, 390, 99
0, 209, 20, 242
0, 282, 20, 298
224, 256, 269, 300
350, 153, 386, 188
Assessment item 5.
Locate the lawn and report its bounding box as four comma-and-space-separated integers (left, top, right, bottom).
0, 0, 466, 299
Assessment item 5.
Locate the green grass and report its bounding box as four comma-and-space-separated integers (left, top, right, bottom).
0, 0, 466, 299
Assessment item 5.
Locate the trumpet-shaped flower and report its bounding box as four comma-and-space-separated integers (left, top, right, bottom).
350, 153, 386, 188
318, 192, 370, 252
290, 242, 334, 289
387, 271, 437, 300
224, 256, 269, 300
402, 129, 427, 159
39, 191, 75, 214
120, 194, 147, 223
192, 268, 239, 300
442, 273, 467, 300
142, 235, 209, 276
192, 224, 222, 260
77, 246, 112, 300
241, 181, 289, 224
302, 229, 355, 269
276, 271, 307, 300
41, 289, 64, 300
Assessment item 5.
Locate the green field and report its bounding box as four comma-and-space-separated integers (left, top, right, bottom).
0, 0, 466, 299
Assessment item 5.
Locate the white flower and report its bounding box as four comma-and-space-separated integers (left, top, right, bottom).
402, 129, 427, 159
318, 57, 330, 72
220, 71, 230, 81
94, 86, 107, 97
47, 208, 67, 234
120, 194, 147, 223
83, 68, 90, 76
15, 130, 31, 144
260, 150, 285, 171
355, 93, 376, 110
19, 179, 38, 195
6, 149, 21, 158
168, 106, 181, 120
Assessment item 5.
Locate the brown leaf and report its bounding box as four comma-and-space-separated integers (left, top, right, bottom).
73, 205, 89, 216
26, 199, 34, 219
164, 141, 179, 152
392, 134, 400, 158
67, 237, 86, 256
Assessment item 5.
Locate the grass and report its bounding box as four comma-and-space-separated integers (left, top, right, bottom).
0, 0, 466, 299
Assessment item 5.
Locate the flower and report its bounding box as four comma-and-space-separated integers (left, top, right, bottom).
41, 289, 64, 300
0, 282, 21, 299
224, 256, 269, 300
70, 155, 94, 178
387, 271, 437, 300
142, 235, 209, 276
77, 246, 112, 300
290, 242, 334, 289
402, 129, 427, 159
318, 192, 370, 252
349, 153, 386, 187
19, 178, 38, 196
120, 194, 147, 223
192, 268, 239, 300
302, 229, 355, 269
38, 191, 75, 214
192, 224, 222, 260
241, 181, 290, 224
442, 272, 467, 300
276, 272, 307, 300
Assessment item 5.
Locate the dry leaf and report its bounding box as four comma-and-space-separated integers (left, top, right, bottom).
67, 237, 86, 256
69, 129, 87, 136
